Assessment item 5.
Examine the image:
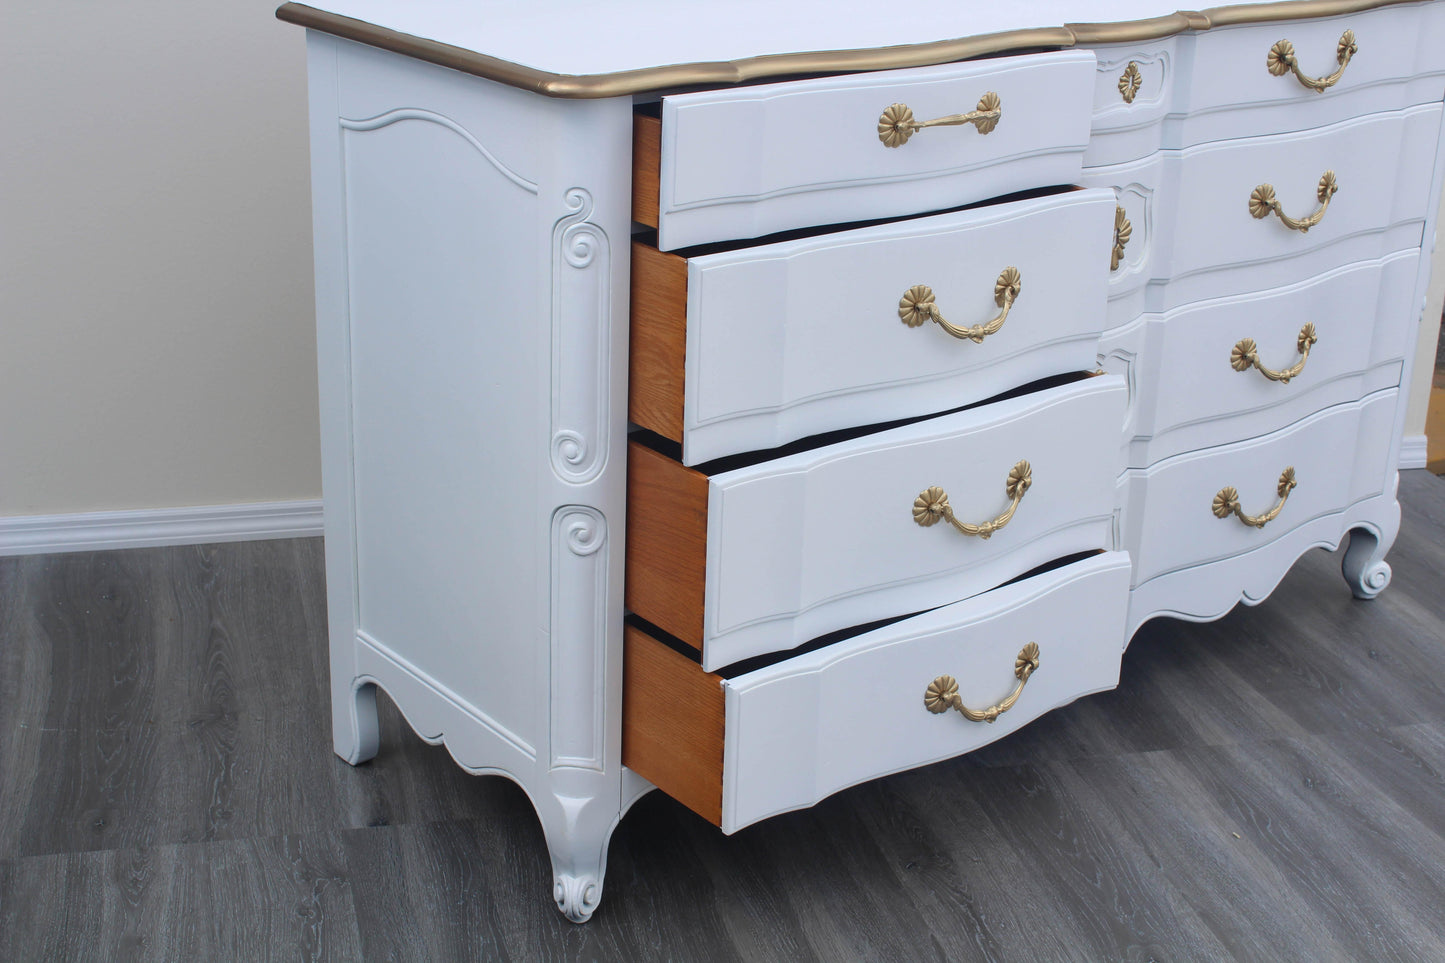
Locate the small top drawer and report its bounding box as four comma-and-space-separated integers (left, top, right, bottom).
634, 50, 1097, 250
1085, 4, 1445, 163
1184, 5, 1445, 130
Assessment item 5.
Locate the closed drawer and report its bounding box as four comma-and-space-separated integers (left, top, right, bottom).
633, 50, 1097, 251
631, 189, 1117, 465
627, 375, 1126, 670
1086, 101, 1440, 316
1085, 5, 1445, 165
1110, 250, 1418, 466
623, 551, 1132, 833
1121, 389, 1397, 586
1180, 5, 1445, 141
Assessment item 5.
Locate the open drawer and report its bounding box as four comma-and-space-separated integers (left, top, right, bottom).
624, 551, 1132, 833
627, 374, 1126, 670
631, 189, 1117, 465
632, 50, 1096, 250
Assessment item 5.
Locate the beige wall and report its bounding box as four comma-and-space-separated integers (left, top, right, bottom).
1, 5, 1440, 520
0, 1, 319, 517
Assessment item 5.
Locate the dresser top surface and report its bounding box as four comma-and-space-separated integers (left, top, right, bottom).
277, 0, 1427, 95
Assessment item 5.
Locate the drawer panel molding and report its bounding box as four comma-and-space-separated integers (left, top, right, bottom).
1083, 102, 1440, 319
1101, 250, 1418, 466
631, 190, 1117, 465
1085, 4, 1445, 165
642, 51, 1096, 250
722, 552, 1132, 831
627, 375, 1127, 671
1120, 389, 1398, 586
622, 553, 1133, 834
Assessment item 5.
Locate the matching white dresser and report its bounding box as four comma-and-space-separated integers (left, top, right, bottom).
277, 0, 1445, 921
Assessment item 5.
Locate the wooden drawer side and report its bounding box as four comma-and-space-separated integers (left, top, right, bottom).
625, 441, 709, 649
629, 241, 688, 442
622, 624, 724, 826
633, 112, 661, 228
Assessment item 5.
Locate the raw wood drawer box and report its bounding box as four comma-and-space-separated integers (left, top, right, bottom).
280, 0, 1445, 922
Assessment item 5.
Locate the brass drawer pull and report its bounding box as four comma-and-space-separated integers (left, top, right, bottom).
925, 643, 1040, 723
1112, 206, 1132, 271
913, 460, 1031, 539
1231, 323, 1318, 383
878, 92, 1001, 147
1267, 29, 1357, 92
1250, 171, 1338, 233
1118, 62, 1143, 103
1213, 467, 1298, 529
898, 268, 1021, 342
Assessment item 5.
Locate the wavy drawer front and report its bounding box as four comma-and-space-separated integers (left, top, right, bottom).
1087, 4, 1445, 165
1162, 103, 1439, 281
1113, 250, 1418, 466
622, 552, 1132, 833
1183, 5, 1445, 128
635, 50, 1097, 250
630, 190, 1117, 465
627, 376, 1127, 671
1121, 389, 1397, 586
1087, 101, 1440, 318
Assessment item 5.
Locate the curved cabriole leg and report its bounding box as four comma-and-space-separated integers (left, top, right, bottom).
540, 776, 651, 923
1342, 509, 1400, 600
334, 678, 380, 765
542, 798, 615, 923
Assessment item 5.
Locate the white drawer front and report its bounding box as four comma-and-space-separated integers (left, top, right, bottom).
680, 190, 1116, 464
1163, 103, 1439, 282
1116, 250, 1418, 466
1085, 5, 1445, 165
1122, 389, 1398, 586
656, 51, 1096, 250
1183, 6, 1445, 132
701, 376, 1126, 670
1086, 102, 1440, 318
720, 552, 1132, 833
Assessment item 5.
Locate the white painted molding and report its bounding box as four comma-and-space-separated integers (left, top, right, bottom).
1400, 433, 1430, 470
0, 500, 323, 557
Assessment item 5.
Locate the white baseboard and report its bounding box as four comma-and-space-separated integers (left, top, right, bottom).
1400, 434, 1430, 471
0, 500, 323, 557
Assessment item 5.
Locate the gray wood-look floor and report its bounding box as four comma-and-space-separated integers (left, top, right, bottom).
3, 472, 1445, 961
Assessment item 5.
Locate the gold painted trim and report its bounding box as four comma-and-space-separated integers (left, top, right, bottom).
898, 267, 1021, 342
1066, 11, 1210, 44
924, 642, 1040, 724
275, 1, 1428, 100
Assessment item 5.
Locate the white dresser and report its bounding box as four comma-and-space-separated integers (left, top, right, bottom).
277, 0, 1445, 921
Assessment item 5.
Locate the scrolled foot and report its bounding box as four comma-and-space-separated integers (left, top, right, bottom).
1345, 557, 1391, 599
1342, 526, 1394, 600
553, 873, 602, 923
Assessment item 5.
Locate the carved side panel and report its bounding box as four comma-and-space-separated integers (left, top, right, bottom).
551, 189, 612, 484
1111, 182, 1153, 283
550, 506, 608, 771
1092, 49, 1171, 120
